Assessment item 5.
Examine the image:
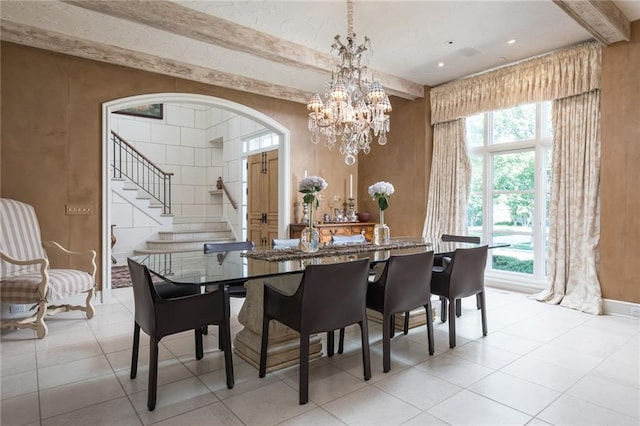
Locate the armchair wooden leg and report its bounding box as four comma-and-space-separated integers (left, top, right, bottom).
403, 312, 410, 335
131, 322, 140, 379
299, 333, 310, 405
476, 293, 482, 310
35, 300, 48, 339
456, 298, 462, 317
259, 317, 270, 378
147, 338, 159, 411
84, 288, 95, 319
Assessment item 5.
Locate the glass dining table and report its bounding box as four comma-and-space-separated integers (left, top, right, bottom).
130, 237, 491, 372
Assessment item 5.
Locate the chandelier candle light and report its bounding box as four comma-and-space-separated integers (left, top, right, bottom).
306, 0, 392, 166
298, 176, 328, 252
368, 181, 394, 245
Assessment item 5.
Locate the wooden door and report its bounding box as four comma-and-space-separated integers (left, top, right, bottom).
247, 150, 278, 248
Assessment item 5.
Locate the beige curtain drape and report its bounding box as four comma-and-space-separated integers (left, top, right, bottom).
422, 119, 471, 240
430, 42, 601, 125
425, 40, 603, 314
534, 91, 602, 314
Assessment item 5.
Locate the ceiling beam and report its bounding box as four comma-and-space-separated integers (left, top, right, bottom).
62, 0, 424, 100
0, 20, 312, 104
553, 0, 630, 45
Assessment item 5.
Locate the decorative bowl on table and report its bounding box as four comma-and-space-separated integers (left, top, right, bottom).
357, 212, 371, 222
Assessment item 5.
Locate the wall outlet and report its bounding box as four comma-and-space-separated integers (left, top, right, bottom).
66, 204, 93, 215
630, 307, 640, 318
9, 304, 27, 314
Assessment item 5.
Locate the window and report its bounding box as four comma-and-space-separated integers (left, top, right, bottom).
466, 102, 552, 283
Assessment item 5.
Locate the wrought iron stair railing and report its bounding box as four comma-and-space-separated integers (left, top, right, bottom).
110, 130, 173, 215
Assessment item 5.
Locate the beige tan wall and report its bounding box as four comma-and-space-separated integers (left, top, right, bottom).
600, 20, 640, 303
3, 31, 638, 305
0, 42, 384, 286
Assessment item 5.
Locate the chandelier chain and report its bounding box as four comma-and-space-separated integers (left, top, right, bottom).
347, 0, 354, 36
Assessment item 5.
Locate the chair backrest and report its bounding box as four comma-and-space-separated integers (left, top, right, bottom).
128, 258, 161, 335
297, 258, 370, 333
0, 198, 47, 279
331, 234, 366, 245
204, 240, 255, 253
441, 234, 481, 244
378, 251, 435, 314
271, 238, 300, 249
449, 245, 488, 298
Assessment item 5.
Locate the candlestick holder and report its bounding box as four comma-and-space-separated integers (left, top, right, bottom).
301, 203, 309, 224
346, 198, 357, 222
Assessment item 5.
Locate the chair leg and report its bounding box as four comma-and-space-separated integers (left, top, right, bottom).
195, 328, 204, 360
259, 316, 270, 378
130, 322, 140, 379
382, 314, 392, 373
479, 291, 488, 336
425, 302, 434, 355
387, 314, 396, 339
147, 337, 159, 411
35, 300, 48, 339
217, 325, 224, 351
440, 297, 447, 323
221, 320, 235, 389
299, 333, 310, 405
403, 311, 410, 335
456, 298, 462, 317
84, 288, 95, 319
327, 331, 335, 357
338, 328, 345, 354
476, 293, 482, 310
448, 297, 457, 348
359, 320, 371, 381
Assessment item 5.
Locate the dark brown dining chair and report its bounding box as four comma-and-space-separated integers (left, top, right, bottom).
127, 259, 234, 411
430, 245, 488, 348
439, 234, 482, 314
259, 258, 372, 405
340, 251, 435, 373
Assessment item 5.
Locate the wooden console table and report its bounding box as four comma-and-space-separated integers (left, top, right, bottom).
289, 222, 376, 244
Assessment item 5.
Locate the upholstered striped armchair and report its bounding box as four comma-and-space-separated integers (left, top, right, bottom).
0, 198, 96, 338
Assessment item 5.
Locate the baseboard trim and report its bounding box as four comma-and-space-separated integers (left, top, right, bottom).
603, 298, 640, 318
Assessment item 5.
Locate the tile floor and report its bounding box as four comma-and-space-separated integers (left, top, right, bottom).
1, 287, 639, 425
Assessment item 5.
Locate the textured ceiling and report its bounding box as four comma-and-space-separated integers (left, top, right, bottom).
1, 0, 639, 102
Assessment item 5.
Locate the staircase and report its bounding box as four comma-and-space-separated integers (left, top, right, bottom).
134, 219, 235, 254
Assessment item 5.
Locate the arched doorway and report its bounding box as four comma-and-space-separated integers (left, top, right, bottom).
101, 93, 290, 300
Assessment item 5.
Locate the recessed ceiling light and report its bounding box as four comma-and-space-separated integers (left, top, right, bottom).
446, 40, 454, 45
438, 62, 445, 67
507, 39, 516, 44
498, 56, 507, 61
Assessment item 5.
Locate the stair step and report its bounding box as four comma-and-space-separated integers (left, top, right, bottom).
157, 230, 233, 241
172, 221, 229, 232
145, 237, 236, 251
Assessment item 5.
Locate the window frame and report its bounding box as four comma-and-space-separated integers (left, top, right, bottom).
466, 102, 552, 288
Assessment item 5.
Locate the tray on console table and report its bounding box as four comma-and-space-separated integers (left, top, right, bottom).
289, 222, 376, 243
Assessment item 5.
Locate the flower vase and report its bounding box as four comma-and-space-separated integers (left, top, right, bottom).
299, 203, 320, 252
373, 209, 390, 246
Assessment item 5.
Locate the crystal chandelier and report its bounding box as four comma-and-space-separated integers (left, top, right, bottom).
306, 0, 391, 166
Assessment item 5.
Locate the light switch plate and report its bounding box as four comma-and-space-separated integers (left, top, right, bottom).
66, 205, 93, 215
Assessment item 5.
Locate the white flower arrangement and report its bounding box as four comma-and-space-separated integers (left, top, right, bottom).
368, 181, 395, 211
299, 176, 328, 207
